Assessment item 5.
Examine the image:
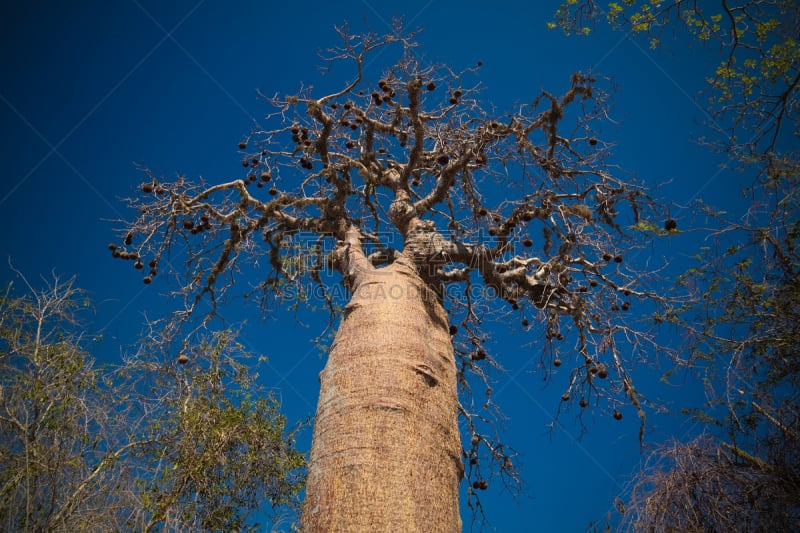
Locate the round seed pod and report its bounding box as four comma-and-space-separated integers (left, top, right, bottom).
471, 349, 487, 361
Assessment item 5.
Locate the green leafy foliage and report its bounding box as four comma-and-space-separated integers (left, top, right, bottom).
128, 330, 306, 532
551, 1, 799, 165
0, 274, 304, 532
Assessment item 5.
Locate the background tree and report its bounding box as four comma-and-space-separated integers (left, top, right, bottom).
614, 167, 800, 530
551, 0, 799, 173
111, 22, 679, 531
0, 270, 304, 532
552, 2, 800, 530
121, 323, 306, 532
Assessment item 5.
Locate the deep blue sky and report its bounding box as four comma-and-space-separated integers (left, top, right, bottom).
0, 2, 749, 531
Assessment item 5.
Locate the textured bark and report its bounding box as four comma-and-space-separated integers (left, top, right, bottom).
301, 254, 462, 532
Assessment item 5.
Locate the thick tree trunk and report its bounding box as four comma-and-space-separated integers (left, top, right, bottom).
301, 255, 463, 532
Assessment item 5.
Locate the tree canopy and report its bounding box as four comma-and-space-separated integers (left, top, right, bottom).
110, 25, 684, 503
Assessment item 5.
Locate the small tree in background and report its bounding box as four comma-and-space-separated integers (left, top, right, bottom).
0, 271, 304, 532
111, 22, 679, 531
606, 167, 800, 530
552, 2, 800, 530
616, 161, 800, 531
122, 324, 306, 532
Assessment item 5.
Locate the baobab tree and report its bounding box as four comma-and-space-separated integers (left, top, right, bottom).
112, 23, 675, 532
